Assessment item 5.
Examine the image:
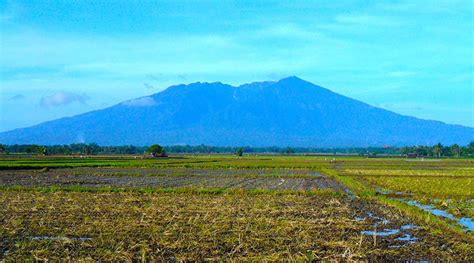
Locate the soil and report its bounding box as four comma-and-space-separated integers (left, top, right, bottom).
0, 167, 347, 191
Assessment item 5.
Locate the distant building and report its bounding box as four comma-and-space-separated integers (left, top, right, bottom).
407, 153, 418, 158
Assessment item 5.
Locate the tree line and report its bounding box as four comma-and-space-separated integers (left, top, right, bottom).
0, 144, 146, 156
0, 142, 473, 157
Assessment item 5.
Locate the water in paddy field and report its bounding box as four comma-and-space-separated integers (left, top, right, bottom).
359, 211, 419, 243
404, 200, 474, 232
397, 233, 418, 242
361, 229, 400, 236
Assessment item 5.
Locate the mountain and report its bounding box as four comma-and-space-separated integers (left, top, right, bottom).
1, 76, 473, 147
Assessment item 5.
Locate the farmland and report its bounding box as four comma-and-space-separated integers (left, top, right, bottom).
0, 155, 473, 261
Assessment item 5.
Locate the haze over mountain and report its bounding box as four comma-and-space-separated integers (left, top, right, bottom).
1, 77, 472, 147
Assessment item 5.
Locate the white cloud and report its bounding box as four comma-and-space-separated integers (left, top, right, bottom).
40, 92, 89, 107
121, 96, 157, 107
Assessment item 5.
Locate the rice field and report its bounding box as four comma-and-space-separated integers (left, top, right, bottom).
0, 155, 472, 261
336, 158, 474, 233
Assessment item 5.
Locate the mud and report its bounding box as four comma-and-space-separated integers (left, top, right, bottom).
0, 167, 347, 191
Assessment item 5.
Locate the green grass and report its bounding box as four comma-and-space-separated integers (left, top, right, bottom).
342, 168, 474, 177
328, 159, 474, 239
363, 176, 473, 198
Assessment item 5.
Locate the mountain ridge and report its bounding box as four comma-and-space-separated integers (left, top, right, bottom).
1, 76, 472, 147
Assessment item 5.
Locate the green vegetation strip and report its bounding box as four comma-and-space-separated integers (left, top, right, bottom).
321, 168, 473, 240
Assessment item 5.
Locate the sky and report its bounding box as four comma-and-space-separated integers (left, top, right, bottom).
0, 0, 473, 132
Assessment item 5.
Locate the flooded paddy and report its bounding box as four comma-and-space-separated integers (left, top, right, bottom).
404, 199, 474, 232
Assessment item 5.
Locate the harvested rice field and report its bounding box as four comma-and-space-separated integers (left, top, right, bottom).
0, 168, 348, 192
0, 156, 472, 261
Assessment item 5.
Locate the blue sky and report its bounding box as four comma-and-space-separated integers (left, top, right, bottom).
1, 0, 473, 131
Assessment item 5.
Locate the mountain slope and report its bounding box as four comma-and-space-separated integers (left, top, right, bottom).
1, 77, 472, 146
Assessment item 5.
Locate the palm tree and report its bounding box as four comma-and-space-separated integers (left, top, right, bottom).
432, 143, 442, 158
450, 144, 460, 158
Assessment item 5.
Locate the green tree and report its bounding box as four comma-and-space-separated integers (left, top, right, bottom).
467, 142, 474, 155
236, 147, 244, 157
432, 143, 442, 158
25, 145, 34, 154
282, 147, 295, 155
400, 147, 410, 155
88, 143, 100, 155
82, 145, 92, 155
38, 146, 48, 156
0, 144, 7, 154
147, 144, 166, 157
450, 144, 460, 158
